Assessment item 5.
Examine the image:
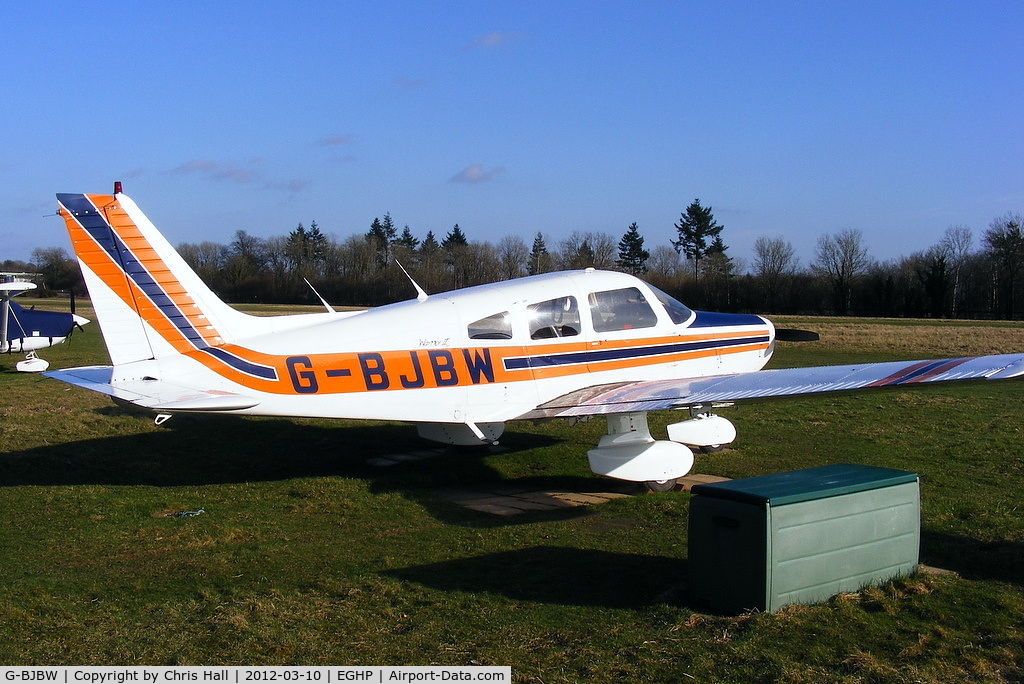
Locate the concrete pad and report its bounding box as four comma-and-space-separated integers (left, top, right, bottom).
436, 476, 724, 515
677, 473, 732, 490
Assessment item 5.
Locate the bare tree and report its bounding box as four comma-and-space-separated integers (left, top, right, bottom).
813, 229, 872, 315
496, 235, 529, 280
29, 246, 79, 293
647, 245, 681, 279
559, 231, 616, 269
939, 225, 972, 318
752, 235, 798, 312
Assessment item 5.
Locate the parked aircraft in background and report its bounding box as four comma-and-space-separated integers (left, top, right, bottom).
43, 187, 1024, 489
1, 274, 88, 372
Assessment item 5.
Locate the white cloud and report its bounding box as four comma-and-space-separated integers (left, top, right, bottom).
319, 135, 354, 147
167, 158, 306, 192
450, 163, 506, 184
465, 31, 525, 51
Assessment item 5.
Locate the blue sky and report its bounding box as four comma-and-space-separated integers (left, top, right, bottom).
3, 1, 1022, 272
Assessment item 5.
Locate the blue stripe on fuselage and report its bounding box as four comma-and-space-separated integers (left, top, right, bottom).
200, 347, 279, 380
503, 334, 769, 371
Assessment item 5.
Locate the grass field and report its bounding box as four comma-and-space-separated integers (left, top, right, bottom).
3, 299, 1024, 681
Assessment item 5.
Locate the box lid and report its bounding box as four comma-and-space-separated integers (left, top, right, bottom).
690, 463, 918, 506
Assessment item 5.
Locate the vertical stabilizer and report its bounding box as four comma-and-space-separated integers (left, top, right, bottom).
56, 191, 257, 367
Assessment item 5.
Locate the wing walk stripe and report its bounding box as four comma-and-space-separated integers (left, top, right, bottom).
503, 335, 769, 371
867, 358, 970, 387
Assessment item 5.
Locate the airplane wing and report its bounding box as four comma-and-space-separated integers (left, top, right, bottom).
44, 366, 260, 412
518, 353, 1024, 419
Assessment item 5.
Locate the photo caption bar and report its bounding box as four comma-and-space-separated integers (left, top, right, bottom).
0, 667, 510, 684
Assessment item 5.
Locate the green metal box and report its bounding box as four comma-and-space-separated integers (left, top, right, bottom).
688, 464, 920, 614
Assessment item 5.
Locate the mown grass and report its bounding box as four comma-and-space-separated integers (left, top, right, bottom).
2, 303, 1024, 680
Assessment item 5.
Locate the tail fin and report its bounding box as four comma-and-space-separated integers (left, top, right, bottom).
56, 191, 258, 366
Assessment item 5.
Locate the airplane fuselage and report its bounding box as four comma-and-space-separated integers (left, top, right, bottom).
114, 269, 775, 426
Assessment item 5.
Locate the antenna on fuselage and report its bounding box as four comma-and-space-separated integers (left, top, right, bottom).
303, 278, 337, 313
395, 259, 429, 302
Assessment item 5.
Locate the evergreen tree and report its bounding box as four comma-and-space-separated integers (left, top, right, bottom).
420, 230, 440, 254
366, 217, 390, 269
616, 222, 649, 275
286, 223, 308, 269
380, 212, 398, 242
307, 220, 327, 258
528, 232, 550, 275
442, 224, 470, 289
672, 199, 724, 280
442, 223, 468, 249
286, 221, 327, 273
397, 225, 419, 250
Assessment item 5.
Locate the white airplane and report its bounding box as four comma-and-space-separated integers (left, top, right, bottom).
44, 187, 1024, 489
1, 274, 89, 372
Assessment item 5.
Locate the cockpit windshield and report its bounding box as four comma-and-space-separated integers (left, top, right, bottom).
648, 285, 694, 325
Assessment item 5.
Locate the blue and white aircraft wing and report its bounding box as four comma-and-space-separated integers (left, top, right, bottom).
522, 353, 1024, 418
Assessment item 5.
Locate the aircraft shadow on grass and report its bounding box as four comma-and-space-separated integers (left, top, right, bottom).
920, 530, 1024, 586
385, 546, 688, 609
5, 409, 1023, 585
0, 410, 604, 525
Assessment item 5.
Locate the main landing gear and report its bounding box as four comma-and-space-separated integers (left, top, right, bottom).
586, 410, 736, 491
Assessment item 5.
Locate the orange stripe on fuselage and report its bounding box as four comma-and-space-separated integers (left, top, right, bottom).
178, 330, 770, 396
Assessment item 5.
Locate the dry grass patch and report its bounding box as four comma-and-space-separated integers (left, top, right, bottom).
774, 317, 1024, 357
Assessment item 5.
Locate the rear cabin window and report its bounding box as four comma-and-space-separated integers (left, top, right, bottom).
527, 296, 580, 339
589, 287, 658, 332
468, 311, 513, 340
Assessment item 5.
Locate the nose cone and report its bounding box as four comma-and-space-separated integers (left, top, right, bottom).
72, 314, 90, 328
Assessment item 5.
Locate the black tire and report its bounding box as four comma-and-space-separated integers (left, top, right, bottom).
644, 478, 677, 492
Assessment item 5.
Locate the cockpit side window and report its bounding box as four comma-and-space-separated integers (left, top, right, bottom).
527, 296, 580, 339
589, 287, 658, 332
468, 311, 513, 340
649, 285, 694, 325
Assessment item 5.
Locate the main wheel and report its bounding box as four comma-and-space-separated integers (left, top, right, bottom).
644, 478, 677, 492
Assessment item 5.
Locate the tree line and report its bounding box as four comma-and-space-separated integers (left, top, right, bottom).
7, 200, 1024, 320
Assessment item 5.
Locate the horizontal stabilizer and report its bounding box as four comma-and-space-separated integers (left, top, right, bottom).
43, 366, 260, 412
